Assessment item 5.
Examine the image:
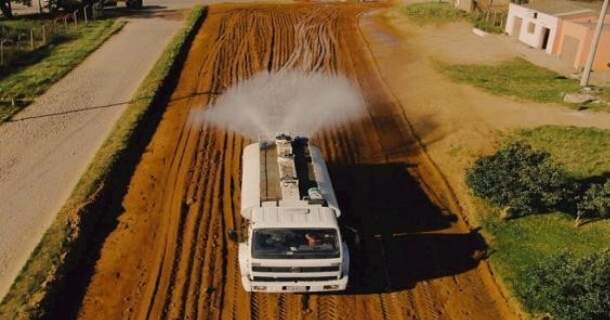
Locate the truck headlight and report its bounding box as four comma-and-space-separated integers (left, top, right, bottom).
324, 285, 339, 290
252, 286, 267, 291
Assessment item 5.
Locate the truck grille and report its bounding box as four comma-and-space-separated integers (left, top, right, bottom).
252, 276, 337, 282
252, 266, 339, 273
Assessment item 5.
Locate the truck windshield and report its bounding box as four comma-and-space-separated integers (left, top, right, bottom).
252, 228, 340, 259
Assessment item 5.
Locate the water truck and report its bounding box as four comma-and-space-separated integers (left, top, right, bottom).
231, 134, 349, 293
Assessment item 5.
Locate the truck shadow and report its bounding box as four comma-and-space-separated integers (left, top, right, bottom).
328, 163, 486, 293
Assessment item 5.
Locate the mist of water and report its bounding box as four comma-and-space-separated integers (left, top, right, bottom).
191, 70, 366, 140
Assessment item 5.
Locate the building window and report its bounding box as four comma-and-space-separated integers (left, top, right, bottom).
533, 12, 538, 19
528, 22, 536, 34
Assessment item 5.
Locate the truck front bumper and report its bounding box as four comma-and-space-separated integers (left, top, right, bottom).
241, 275, 348, 293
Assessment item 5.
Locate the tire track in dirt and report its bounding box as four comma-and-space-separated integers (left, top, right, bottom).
74, 4, 518, 320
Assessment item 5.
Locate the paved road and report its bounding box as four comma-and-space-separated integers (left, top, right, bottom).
0, 2, 199, 300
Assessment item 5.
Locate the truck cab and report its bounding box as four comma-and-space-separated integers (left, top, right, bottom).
236, 134, 349, 293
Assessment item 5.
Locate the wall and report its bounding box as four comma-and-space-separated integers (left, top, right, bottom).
555, 19, 590, 69
592, 30, 610, 70
506, 3, 560, 54
555, 16, 610, 71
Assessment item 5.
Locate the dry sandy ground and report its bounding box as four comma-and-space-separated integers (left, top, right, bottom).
0, 8, 186, 301
359, 9, 610, 226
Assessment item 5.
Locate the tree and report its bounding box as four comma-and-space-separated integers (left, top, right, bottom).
516, 250, 610, 320
577, 180, 610, 225
465, 142, 574, 217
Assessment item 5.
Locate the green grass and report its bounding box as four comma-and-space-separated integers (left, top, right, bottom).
401, 2, 468, 26
439, 58, 581, 103
512, 126, 610, 179
0, 19, 48, 35
438, 58, 610, 111
485, 210, 610, 285
400, 2, 505, 33
0, 19, 125, 123
480, 126, 610, 310
0, 7, 206, 319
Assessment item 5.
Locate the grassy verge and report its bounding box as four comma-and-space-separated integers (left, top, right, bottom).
438, 58, 610, 111
0, 18, 126, 123
479, 126, 610, 312
0, 6, 206, 319
401, 2, 504, 33
401, 2, 468, 26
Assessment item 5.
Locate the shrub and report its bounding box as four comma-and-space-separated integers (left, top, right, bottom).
577, 180, 610, 223
516, 250, 610, 320
466, 143, 574, 216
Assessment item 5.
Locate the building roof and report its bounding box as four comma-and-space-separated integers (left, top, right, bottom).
523, 0, 601, 16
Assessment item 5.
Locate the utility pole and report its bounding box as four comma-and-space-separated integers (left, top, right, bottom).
580, 0, 609, 87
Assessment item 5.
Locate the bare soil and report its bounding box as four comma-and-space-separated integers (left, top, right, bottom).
73, 4, 517, 320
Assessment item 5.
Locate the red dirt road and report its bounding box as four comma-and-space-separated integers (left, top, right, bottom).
74, 4, 518, 320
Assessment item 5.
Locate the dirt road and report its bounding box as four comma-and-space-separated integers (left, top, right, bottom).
74, 4, 517, 319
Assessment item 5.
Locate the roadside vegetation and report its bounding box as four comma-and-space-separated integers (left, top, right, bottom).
401, 2, 504, 33
438, 58, 610, 111
0, 18, 125, 123
517, 250, 610, 320
469, 126, 610, 319
0, 6, 206, 319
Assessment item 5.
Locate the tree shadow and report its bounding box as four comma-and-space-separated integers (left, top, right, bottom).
576, 171, 610, 186
101, 5, 183, 20
0, 33, 73, 80
329, 163, 485, 293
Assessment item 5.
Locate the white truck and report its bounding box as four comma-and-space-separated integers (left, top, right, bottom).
232, 134, 349, 293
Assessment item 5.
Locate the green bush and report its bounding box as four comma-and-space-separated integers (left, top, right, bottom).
466, 143, 574, 216
516, 250, 610, 320
577, 180, 610, 222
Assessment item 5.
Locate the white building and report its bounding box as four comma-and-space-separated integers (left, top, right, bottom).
505, 0, 595, 54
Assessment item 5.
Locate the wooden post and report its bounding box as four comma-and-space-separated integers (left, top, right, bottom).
501, 12, 506, 29
30, 29, 34, 50
41, 25, 46, 45
73, 11, 78, 28
0, 40, 4, 66
84, 6, 88, 23
64, 16, 68, 29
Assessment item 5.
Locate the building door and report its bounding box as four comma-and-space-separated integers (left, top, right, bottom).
560, 36, 580, 70
541, 27, 551, 50
512, 17, 523, 38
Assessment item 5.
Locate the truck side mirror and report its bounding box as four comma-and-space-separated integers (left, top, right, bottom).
228, 229, 238, 242
342, 226, 360, 246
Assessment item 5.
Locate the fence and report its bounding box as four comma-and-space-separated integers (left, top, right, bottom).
0, 4, 100, 68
